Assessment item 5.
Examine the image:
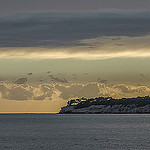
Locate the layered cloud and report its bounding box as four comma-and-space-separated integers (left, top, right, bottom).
55, 83, 100, 99
1, 10, 150, 47
1, 35, 150, 59
99, 84, 150, 98
0, 81, 150, 101
1, 0, 150, 14
0, 10, 150, 59
0, 82, 54, 100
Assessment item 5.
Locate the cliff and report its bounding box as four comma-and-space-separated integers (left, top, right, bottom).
59, 96, 150, 114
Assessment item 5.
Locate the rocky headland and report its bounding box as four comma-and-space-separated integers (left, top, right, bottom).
59, 96, 150, 114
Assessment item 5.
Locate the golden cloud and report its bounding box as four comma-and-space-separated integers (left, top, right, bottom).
1, 35, 150, 60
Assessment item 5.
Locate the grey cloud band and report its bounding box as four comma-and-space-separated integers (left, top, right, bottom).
0, 10, 150, 48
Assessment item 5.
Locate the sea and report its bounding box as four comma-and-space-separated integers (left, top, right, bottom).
0, 114, 150, 150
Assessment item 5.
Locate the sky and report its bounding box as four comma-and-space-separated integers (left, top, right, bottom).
1, 0, 150, 14
1, 0, 150, 113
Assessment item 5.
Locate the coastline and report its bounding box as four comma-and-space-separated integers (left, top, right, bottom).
59, 96, 150, 114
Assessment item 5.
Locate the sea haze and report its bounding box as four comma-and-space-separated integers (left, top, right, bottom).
0, 114, 150, 150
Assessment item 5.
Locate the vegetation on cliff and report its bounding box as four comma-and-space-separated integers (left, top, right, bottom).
67, 96, 150, 109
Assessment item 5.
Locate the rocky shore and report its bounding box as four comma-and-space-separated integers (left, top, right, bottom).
59, 96, 150, 114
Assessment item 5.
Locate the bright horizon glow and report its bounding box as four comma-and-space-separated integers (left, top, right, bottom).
0, 98, 66, 113
1, 35, 150, 60
0, 49, 150, 60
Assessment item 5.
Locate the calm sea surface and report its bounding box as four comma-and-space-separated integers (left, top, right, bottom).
0, 114, 150, 150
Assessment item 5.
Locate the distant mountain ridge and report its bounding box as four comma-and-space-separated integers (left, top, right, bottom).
59, 96, 150, 114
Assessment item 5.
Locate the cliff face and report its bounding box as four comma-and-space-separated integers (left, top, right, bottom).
59, 96, 150, 114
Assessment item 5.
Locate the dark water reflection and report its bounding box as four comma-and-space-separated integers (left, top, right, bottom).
0, 114, 149, 150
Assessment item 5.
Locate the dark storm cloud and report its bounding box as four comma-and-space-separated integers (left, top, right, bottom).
15, 78, 27, 84
1, 10, 150, 48
27, 73, 32, 75
49, 75, 68, 83
1, 0, 150, 14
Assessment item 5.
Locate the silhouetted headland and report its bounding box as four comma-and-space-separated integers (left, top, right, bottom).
59, 96, 150, 114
